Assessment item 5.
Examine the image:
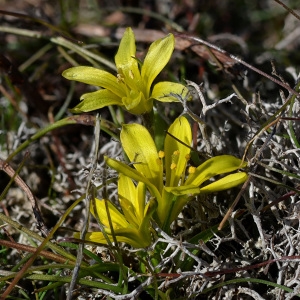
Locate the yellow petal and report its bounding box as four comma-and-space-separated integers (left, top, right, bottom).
70, 89, 123, 113
161, 172, 247, 229
105, 156, 161, 200
185, 155, 247, 186
118, 174, 141, 227
136, 181, 147, 223
164, 116, 192, 187
62, 66, 125, 98
122, 90, 141, 111
83, 230, 148, 248
115, 28, 136, 65
151, 82, 189, 102
164, 172, 248, 195
141, 34, 175, 95
91, 198, 129, 229
199, 172, 248, 193
115, 28, 143, 93
80, 231, 108, 244
122, 91, 153, 115
120, 123, 163, 191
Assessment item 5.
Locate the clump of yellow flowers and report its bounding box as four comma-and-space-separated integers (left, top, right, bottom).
84, 116, 247, 247
63, 28, 188, 115
65, 28, 248, 248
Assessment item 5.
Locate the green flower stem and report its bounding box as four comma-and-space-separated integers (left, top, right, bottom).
51, 36, 116, 70
54, 81, 75, 121
141, 109, 155, 138
5, 115, 119, 162
256, 161, 300, 180
57, 45, 79, 67
0, 262, 120, 288
23, 274, 123, 293
249, 172, 300, 193
159, 192, 178, 231
19, 43, 53, 72
0, 25, 42, 38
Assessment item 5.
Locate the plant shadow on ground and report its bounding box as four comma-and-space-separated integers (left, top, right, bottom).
1, 0, 300, 299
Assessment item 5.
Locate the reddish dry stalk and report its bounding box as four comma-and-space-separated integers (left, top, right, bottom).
0, 157, 48, 236
0, 239, 71, 264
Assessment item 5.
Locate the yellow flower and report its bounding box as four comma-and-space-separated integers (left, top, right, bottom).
105, 116, 248, 231
62, 27, 188, 115
81, 174, 157, 248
